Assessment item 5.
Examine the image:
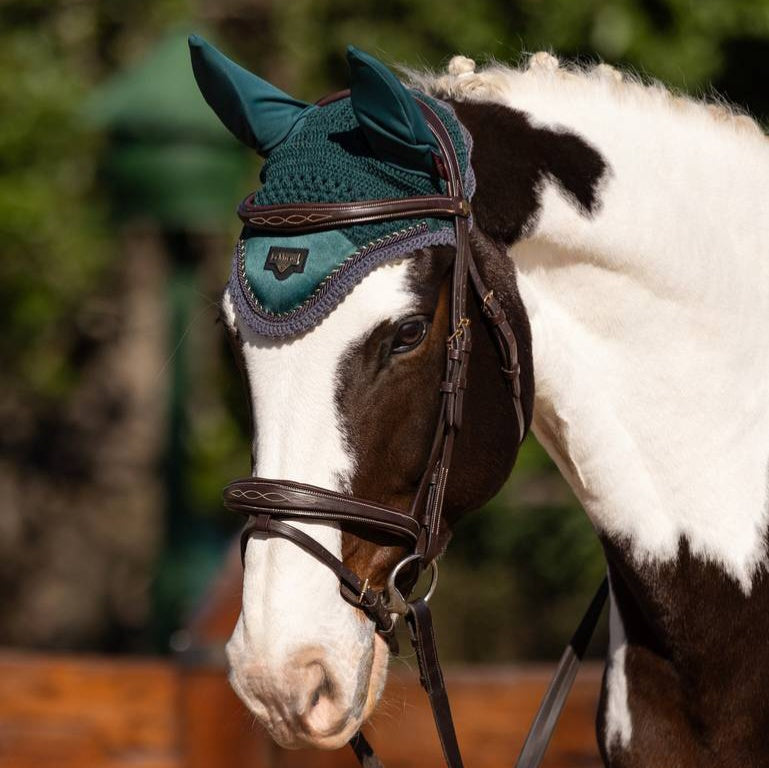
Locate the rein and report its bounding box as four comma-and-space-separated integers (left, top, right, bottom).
223, 93, 607, 768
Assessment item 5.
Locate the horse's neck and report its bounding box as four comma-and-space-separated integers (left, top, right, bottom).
501, 71, 769, 592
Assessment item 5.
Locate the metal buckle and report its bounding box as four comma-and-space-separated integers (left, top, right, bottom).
446, 316, 470, 345
357, 578, 370, 605
384, 554, 439, 616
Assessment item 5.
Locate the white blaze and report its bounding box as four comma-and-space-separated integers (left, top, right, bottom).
222, 260, 414, 740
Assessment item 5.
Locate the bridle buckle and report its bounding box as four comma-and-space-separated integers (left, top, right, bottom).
357, 578, 370, 605
446, 316, 470, 345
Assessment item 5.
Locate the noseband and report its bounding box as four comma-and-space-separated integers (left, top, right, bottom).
223, 93, 605, 768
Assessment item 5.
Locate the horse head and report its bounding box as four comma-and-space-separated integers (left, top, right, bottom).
190, 36, 533, 750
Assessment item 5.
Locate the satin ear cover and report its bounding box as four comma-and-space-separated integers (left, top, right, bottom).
347, 45, 440, 177
188, 35, 314, 154
189, 36, 440, 176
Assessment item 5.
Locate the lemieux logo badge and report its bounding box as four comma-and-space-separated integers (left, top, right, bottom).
264, 246, 309, 280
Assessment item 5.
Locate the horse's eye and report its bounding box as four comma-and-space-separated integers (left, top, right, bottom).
391, 316, 429, 354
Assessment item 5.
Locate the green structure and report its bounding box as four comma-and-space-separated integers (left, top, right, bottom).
87, 28, 249, 229
87, 29, 251, 647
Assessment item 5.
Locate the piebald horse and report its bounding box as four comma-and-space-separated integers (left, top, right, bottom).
191, 39, 769, 767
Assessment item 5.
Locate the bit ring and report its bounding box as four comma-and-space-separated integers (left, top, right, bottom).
385, 554, 439, 615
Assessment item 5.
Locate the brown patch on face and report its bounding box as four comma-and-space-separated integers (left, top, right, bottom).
451, 100, 609, 244
337, 235, 534, 589
338, 251, 452, 589
598, 533, 769, 767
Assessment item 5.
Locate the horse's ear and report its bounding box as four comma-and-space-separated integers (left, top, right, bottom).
188, 35, 313, 154
347, 46, 439, 177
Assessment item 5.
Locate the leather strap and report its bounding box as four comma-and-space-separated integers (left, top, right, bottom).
467, 255, 525, 443
224, 478, 421, 543
238, 514, 399, 653
515, 577, 608, 768
239, 195, 470, 233
349, 732, 384, 768
408, 98, 472, 564
406, 599, 464, 768
347, 579, 608, 768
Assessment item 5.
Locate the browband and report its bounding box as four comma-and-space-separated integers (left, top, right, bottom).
238, 195, 471, 233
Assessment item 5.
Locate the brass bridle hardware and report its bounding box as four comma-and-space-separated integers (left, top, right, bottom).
446, 316, 470, 345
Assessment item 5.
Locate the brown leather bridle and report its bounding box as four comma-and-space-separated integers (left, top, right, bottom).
222, 93, 606, 768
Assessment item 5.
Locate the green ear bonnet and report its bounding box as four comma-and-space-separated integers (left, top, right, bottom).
189, 37, 475, 337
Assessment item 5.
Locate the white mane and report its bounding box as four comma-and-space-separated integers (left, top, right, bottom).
409, 51, 766, 143
413, 52, 769, 593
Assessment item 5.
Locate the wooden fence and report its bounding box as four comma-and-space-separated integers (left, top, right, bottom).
0, 650, 603, 768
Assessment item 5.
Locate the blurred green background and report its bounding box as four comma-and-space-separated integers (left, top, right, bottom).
2, 0, 768, 660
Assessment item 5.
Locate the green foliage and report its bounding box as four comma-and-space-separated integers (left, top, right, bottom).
266, 0, 769, 119
433, 438, 607, 660
521, 0, 769, 90
4, 0, 769, 656
0, 0, 194, 420
271, 0, 519, 96
0, 15, 106, 404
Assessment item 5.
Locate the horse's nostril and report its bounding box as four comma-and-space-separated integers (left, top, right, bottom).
302, 660, 334, 712
293, 658, 348, 737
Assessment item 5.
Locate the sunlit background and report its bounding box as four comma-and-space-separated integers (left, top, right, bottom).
3, 0, 769, 667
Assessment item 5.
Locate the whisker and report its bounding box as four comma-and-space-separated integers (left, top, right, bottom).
153, 302, 220, 382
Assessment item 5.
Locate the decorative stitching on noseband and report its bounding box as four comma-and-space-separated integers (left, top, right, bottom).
228, 489, 291, 503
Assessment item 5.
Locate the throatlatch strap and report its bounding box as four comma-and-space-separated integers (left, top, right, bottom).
467, 254, 525, 444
